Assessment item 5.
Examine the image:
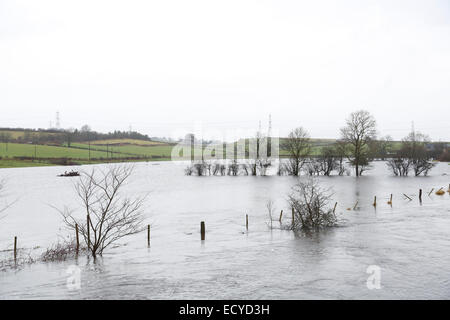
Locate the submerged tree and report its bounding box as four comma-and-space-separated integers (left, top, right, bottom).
283, 127, 311, 176
288, 178, 337, 230
58, 165, 146, 258
387, 131, 435, 176
317, 145, 338, 176
340, 110, 377, 176
334, 140, 348, 176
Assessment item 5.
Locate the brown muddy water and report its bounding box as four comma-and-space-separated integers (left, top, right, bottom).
0, 161, 449, 299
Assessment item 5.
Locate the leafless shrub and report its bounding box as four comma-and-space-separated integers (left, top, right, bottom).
386, 158, 411, 176
212, 162, 221, 175
305, 159, 321, 176
241, 163, 249, 175
334, 140, 348, 176
0, 255, 36, 271
248, 160, 258, 176
219, 164, 227, 175
277, 162, 287, 176
386, 131, 435, 176
57, 165, 146, 258
283, 127, 311, 176
288, 178, 337, 230
0, 250, 35, 272
317, 146, 338, 176
193, 161, 207, 176
227, 160, 240, 176
41, 238, 87, 262
266, 200, 276, 229
184, 165, 194, 175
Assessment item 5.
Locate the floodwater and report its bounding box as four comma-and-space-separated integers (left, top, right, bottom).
0, 161, 449, 299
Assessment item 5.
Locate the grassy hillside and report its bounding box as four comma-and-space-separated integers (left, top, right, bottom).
0, 138, 176, 168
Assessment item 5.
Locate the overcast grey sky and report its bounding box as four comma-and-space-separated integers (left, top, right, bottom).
1, 0, 449, 140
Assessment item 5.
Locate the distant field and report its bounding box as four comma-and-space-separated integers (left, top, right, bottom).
0, 130, 62, 140
72, 143, 175, 159
0, 136, 442, 169
88, 139, 168, 146
0, 143, 111, 159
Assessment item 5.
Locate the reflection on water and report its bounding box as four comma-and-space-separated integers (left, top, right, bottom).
0, 161, 449, 299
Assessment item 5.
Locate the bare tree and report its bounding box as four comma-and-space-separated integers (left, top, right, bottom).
386, 157, 412, 176
387, 131, 435, 176
334, 140, 348, 176
193, 161, 207, 176
58, 165, 146, 258
288, 178, 337, 230
340, 110, 377, 176
283, 127, 311, 176
305, 159, 321, 176
317, 145, 338, 176
227, 160, 240, 176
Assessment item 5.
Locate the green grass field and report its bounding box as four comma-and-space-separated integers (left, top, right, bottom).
0, 136, 435, 169
0, 140, 176, 168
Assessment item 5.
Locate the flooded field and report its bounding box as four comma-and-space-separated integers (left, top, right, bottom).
0, 161, 449, 299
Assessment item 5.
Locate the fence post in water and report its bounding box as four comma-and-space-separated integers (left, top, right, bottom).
14, 236, 17, 260
200, 221, 205, 240
75, 223, 79, 253
373, 196, 377, 207
388, 194, 393, 205
279, 210, 283, 222
419, 189, 422, 202
333, 202, 337, 214
246, 214, 248, 230
147, 224, 150, 247
291, 207, 295, 227
87, 214, 91, 250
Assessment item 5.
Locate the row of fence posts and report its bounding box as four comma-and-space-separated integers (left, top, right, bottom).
10, 186, 449, 259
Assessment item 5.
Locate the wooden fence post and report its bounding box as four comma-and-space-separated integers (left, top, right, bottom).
147, 224, 151, 247
75, 223, 79, 253
246, 214, 248, 230
14, 236, 17, 260
388, 194, 393, 205
200, 221, 205, 240
279, 210, 283, 222
419, 189, 422, 202
87, 214, 91, 250
333, 202, 337, 214
373, 196, 377, 207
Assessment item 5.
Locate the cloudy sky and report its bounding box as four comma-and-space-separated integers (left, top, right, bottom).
1, 0, 449, 140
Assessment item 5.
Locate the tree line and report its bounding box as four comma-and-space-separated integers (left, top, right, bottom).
186, 110, 448, 177
0, 126, 152, 146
